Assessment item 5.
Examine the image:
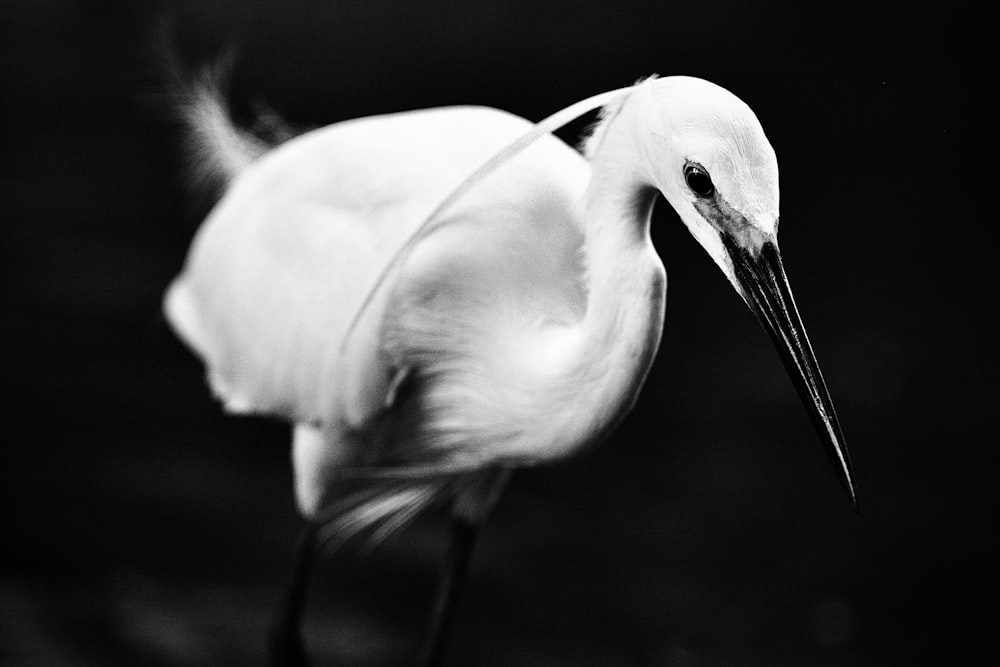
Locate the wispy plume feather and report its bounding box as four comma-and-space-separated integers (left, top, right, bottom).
313, 477, 455, 554
152, 25, 293, 194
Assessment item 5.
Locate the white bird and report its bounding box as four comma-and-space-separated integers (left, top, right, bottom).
163, 69, 857, 665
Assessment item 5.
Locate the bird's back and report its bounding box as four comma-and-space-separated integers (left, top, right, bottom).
166, 104, 590, 438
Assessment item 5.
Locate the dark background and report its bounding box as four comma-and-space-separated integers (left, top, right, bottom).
2, 1, 991, 665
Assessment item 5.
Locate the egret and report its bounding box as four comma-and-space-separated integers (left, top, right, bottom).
163, 68, 857, 665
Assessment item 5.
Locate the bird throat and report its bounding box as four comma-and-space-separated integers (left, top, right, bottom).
567, 178, 665, 450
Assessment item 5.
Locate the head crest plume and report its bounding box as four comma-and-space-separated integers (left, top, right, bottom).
338, 84, 640, 358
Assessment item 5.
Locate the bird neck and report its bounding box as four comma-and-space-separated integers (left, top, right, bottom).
580, 174, 660, 338
568, 126, 665, 441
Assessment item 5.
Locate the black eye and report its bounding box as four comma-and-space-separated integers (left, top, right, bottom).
684, 163, 715, 197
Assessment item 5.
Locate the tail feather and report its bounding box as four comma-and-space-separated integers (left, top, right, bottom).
165, 53, 270, 191
154, 34, 296, 193
178, 62, 271, 189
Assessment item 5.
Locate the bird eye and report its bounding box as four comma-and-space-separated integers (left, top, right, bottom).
684, 163, 715, 197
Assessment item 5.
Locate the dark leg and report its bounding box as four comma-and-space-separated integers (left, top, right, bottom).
419, 516, 482, 667
270, 521, 321, 667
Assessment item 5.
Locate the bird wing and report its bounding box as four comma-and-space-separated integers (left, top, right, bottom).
165, 105, 587, 431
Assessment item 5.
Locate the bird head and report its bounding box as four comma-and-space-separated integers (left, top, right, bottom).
630, 76, 858, 508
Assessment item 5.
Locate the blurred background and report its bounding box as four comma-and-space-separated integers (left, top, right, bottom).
2, 1, 990, 665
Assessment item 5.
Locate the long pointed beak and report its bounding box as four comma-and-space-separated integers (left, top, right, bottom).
724, 237, 858, 510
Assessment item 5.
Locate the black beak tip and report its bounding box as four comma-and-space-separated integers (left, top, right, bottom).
847, 486, 860, 515
726, 237, 861, 516
833, 437, 859, 514
846, 477, 860, 515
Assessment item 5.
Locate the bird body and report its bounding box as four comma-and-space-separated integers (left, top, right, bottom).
165, 72, 857, 664
167, 98, 667, 518
166, 75, 856, 522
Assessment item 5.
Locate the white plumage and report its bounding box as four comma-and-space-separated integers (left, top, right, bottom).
165, 72, 854, 542
164, 70, 857, 664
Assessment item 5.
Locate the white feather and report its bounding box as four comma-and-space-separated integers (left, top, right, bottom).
165, 74, 788, 533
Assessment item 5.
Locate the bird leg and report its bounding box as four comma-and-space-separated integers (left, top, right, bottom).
269, 520, 321, 667
420, 468, 512, 667
420, 515, 481, 667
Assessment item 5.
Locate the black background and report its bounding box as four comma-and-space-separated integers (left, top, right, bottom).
2, 1, 991, 665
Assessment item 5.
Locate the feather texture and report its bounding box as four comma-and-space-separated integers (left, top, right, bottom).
164, 72, 805, 536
